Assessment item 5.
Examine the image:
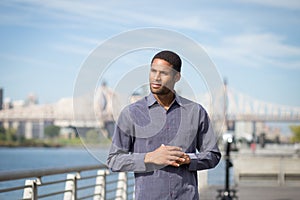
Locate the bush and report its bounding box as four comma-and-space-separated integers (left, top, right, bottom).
44, 125, 60, 138
290, 125, 300, 143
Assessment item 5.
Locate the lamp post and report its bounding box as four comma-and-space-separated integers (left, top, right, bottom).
216, 136, 237, 200
216, 79, 238, 200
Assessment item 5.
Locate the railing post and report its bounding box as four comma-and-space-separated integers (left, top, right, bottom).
198, 170, 208, 190
279, 157, 285, 186
23, 179, 38, 200
116, 172, 127, 200
94, 170, 108, 200
64, 174, 78, 200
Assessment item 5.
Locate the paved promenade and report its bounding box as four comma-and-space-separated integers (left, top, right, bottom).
200, 185, 300, 200
198, 144, 300, 200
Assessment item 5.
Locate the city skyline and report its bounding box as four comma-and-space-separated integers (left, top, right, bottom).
0, 0, 300, 107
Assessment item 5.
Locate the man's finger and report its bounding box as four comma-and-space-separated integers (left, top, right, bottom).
168, 155, 185, 162
164, 145, 182, 151
168, 161, 180, 167
168, 151, 185, 158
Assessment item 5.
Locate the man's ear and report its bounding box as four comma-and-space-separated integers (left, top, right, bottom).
175, 72, 181, 82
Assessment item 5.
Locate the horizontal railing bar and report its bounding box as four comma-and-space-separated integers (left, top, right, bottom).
78, 174, 98, 180
106, 188, 118, 194
77, 184, 100, 191
0, 164, 107, 181
38, 189, 67, 199
107, 180, 119, 185
0, 185, 25, 193
77, 193, 101, 200
40, 178, 68, 186
106, 179, 119, 184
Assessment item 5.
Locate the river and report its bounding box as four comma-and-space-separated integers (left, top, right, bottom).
0, 147, 104, 171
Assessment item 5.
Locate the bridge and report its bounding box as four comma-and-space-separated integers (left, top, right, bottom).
0, 85, 299, 139
225, 87, 300, 122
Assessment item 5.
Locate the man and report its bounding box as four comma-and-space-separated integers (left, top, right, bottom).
107, 50, 221, 199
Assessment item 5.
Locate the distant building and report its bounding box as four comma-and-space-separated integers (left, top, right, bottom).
3, 98, 12, 110
25, 93, 38, 106
12, 100, 25, 109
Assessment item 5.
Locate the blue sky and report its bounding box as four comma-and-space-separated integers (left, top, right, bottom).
0, 0, 300, 109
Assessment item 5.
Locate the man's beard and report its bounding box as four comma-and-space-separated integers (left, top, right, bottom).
150, 85, 172, 95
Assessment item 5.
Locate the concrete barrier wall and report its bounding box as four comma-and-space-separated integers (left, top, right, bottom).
233, 156, 300, 186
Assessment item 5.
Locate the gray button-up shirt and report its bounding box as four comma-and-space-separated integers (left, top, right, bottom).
107, 93, 221, 200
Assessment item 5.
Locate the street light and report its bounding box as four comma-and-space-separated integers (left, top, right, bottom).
216, 135, 238, 200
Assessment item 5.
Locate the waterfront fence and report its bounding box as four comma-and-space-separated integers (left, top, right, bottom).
0, 165, 135, 200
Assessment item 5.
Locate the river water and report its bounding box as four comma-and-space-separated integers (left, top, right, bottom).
0, 147, 103, 171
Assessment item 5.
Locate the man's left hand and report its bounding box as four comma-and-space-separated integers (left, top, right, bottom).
176, 154, 191, 166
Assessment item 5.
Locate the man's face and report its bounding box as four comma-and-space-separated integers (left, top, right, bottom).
149, 58, 180, 95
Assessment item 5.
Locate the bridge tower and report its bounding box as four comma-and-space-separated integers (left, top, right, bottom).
224, 78, 235, 133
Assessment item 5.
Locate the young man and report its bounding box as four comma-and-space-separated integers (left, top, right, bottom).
107, 50, 221, 199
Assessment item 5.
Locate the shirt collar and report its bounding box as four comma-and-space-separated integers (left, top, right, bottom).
146, 92, 183, 108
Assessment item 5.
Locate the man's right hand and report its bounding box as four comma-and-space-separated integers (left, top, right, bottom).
144, 144, 186, 167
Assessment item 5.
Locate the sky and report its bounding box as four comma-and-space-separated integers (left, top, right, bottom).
0, 0, 300, 110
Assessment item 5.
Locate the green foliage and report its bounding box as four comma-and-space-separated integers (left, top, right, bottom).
0, 126, 5, 140
290, 125, 300, 143
57, 138, 83, 146
44, 125, 60, 138
85, 129, 101, 144
0, 125, 110, 147
0, 126, 5, 134
6, 128, 17, 141
0, 126, 17, 142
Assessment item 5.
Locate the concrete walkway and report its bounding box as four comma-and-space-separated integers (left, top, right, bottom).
199, 185, 300, 200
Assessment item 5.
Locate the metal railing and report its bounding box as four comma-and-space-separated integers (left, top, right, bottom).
0, 165, 134, 200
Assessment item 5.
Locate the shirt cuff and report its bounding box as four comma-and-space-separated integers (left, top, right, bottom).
187, 153, 198, 171
133, 153, 147, 172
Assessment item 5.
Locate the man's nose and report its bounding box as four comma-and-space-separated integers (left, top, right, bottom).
154, 72, 161, 81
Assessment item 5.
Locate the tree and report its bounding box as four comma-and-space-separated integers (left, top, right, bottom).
0, 126, 6, 140
5, 128, 17, 141
44, 125, 60, 138
85, 129, 100, 143
290, 125, 300, 143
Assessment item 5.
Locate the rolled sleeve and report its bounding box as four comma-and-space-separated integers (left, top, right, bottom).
107, 143, 148, 172
187, 151, 221, 171
187, 153, 198, 171
133, 153, 147, 172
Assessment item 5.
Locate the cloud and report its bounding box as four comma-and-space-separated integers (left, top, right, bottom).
236, 0, 300, 10
52, 43, 94, 56
0, 52, 53, 67
206, 33, 300, 70
0, 0, 216, 33
0, 0, 116, 29
2, 1, 300, 69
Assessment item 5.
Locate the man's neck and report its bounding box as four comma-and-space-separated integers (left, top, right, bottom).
153, 92, 175, 110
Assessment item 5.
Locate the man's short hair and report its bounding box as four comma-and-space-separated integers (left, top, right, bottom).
151, 50, 182, 72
